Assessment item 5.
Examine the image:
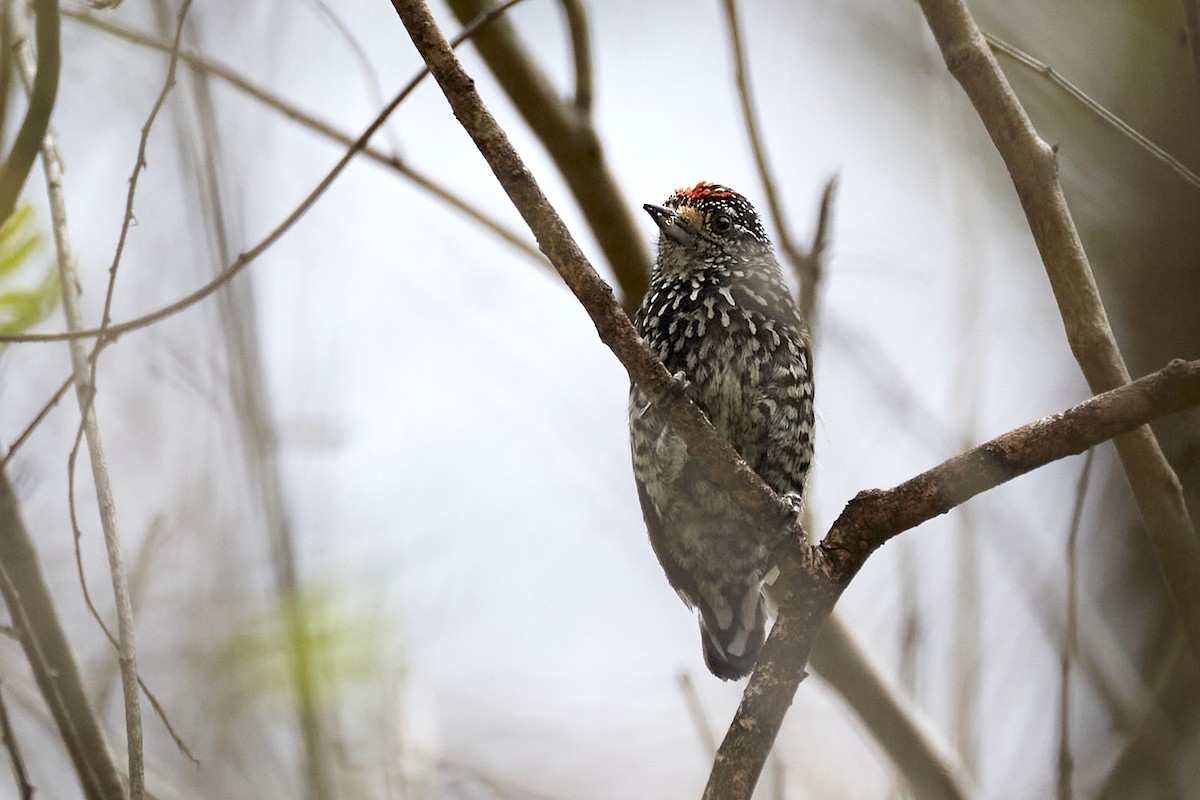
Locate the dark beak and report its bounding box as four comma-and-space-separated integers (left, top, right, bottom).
643, 203, 696, 246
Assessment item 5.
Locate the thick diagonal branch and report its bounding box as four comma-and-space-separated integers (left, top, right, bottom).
705, 358, 1200, 799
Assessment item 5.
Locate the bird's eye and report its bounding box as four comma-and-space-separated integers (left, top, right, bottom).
712, 214, 734, 235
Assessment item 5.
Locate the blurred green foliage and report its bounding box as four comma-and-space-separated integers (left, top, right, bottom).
216, 584, 386, 712
0, 203, 59, 336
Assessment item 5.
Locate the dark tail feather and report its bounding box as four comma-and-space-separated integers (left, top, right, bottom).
699, 592, 768, 681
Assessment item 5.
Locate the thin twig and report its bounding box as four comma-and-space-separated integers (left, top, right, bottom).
0, 681, 34, 800
985, 32, 1200, 192
1057, 450, 1093, 800
0, 0, 58, 224
97, 0, 193, 334
918, 0, 1200, 669
558, 0, 591, 114
9, 0, 146, 792
64, 7, 541, 265
0, 0, 532, 346
0, 371, 72, 469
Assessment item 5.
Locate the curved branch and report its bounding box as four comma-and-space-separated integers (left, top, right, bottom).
915, 0, 1200, 669
0, 0, 59, 223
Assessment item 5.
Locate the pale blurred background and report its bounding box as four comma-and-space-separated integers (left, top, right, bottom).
1, 0, 1197, 797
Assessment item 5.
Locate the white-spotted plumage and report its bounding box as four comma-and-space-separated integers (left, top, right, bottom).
629, 182, 814, 681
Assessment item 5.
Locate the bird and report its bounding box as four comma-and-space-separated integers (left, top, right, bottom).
629, 181, 814, 680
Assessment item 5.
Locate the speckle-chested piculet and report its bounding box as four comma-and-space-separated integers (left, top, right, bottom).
629, 181, 814, 680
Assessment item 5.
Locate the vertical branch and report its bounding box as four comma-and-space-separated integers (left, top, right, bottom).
1183, 0, 1200, 103
915, 0, 1200, 667
7, 0, 146, 794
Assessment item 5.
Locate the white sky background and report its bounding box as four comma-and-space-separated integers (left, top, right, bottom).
0, 0, 1166, 797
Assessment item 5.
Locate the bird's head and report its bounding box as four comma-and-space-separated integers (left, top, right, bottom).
643, 182, 771, 274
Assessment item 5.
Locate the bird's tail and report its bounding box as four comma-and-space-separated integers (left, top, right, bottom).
698, 587, 768, 681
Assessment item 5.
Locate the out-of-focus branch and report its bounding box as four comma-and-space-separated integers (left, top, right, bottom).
62, 8, 543, 266
811, 618, 972, 800
985, 32, 1200, 192
706, 358, 1200, 799
9, 0, 147, 793
1057, 451, 1093, 800
720, 0, 821, 321
0, 680, 34, 800
1183, 0, 1200, 102
444, 0, 652, 310
0, 470, 124, 800
0, 0, 58, 224
915, 0, 1200, 669
558, 0, 591, 114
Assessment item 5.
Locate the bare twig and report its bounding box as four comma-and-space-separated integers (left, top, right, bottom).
0, 371, 71, 470
97, 0, 193, 334
917, 0, 1200, 668
0, 0, 58, 224
0, 681, 34, 800
443, 0, 652, 309
985, 32, 1200, 192
1057, 450, 1093, 800
0, 0, 531, 347
62, 8, 541, 264
9, 0, 148, 791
